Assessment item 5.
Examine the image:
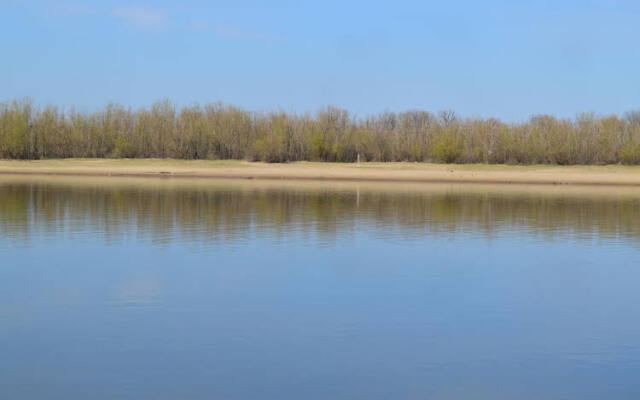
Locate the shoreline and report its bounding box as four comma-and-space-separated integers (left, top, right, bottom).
2, 159, 640, 186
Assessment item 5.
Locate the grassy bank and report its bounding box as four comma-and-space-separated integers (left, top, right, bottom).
2, 159, 640, 186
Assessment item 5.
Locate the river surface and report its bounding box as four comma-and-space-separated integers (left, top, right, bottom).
1, 176, 640, 400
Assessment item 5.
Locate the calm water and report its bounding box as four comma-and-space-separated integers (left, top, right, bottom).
2, 176, 640, 400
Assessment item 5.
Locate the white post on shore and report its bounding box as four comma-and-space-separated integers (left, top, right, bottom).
357, 153, 361, 166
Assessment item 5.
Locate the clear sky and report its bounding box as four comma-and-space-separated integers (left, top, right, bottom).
1, 0, 639, 120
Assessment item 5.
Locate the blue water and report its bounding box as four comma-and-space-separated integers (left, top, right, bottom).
1, 177, 640, 399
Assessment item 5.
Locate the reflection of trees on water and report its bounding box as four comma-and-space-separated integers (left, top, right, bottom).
1, 180, 639, 246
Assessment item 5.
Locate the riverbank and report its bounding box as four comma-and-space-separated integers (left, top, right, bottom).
2, 159, 640, 186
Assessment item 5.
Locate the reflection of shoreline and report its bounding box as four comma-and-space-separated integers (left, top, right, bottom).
1, 176, 639, 246
3, 174, 640, 199
2, 160, 640, 186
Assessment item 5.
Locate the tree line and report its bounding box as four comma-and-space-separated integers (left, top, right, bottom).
2, 98, 640, 164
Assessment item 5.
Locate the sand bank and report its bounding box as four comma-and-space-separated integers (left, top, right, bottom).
2, 159, 640, 186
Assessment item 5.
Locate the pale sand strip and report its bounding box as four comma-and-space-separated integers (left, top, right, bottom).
2, 159, 640, 186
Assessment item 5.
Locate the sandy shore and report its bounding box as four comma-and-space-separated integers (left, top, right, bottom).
2, 159, 640, 186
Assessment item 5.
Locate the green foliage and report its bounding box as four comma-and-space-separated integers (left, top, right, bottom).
431, 129, 463, 163
113, 137, 134, 158
0, 100, 31, 159
618, 143, 640, 165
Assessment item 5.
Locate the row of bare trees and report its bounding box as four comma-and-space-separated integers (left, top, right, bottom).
2, 98, 640, 164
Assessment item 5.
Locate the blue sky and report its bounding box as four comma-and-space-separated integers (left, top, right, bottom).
1, 0, 639, 120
